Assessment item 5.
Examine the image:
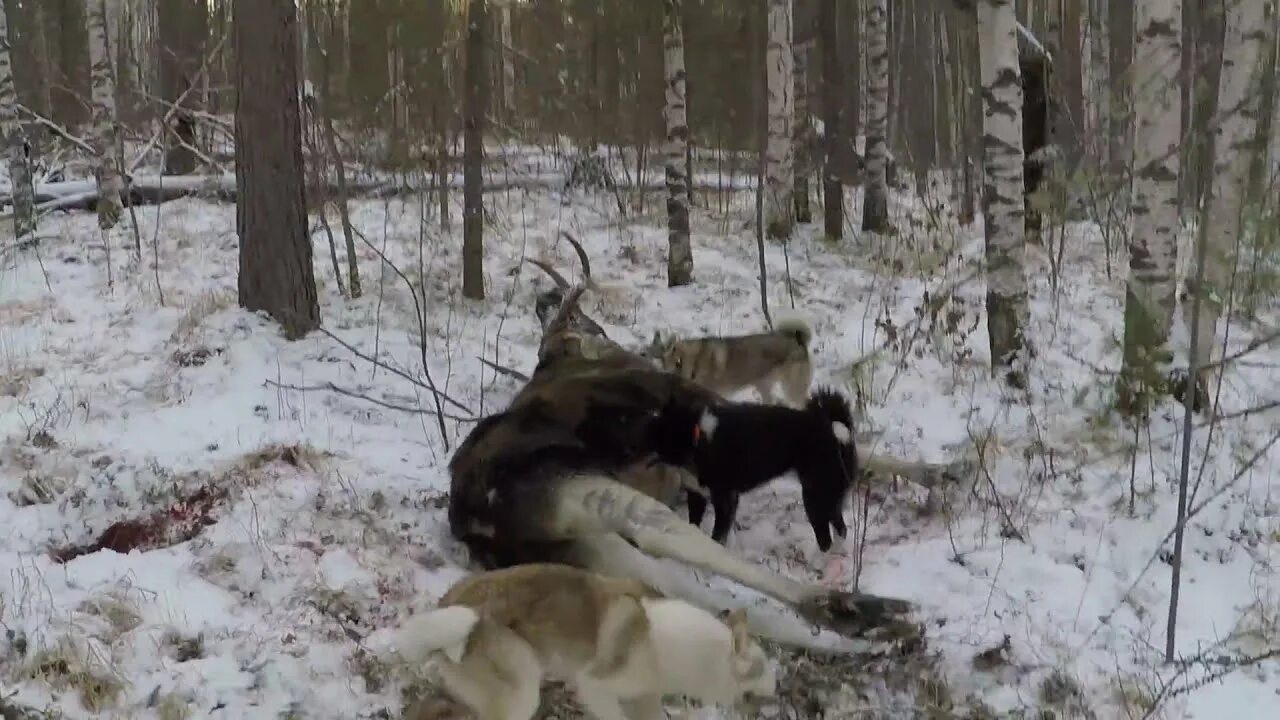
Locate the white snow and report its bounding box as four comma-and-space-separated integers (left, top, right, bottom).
0, 159, 1277, 719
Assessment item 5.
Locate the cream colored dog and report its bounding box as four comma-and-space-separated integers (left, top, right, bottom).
372, 563, 776, 720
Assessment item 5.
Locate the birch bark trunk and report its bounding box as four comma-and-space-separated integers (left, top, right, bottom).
1118, 0, 1182, 414
1191, 0, 1273, 405
765, 0, 795, 239
861, 0, 890, 233
87, 0, 124, 231
663, 0, 692, 287
979, 0, 1030, 387
0, 1, 35, 240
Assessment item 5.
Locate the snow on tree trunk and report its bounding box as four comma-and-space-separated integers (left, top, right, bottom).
978, 0, 1029, 388
86, 0, 123, 231
764, 0, 795, 240
500, 3, 515, 121
793, 38, 811, 224
861, 0, 890, 233
1118, 0, 1182, 414
1190, 0, 1272, 404
0, 2, 35, 240
1084, 0, 1110, 174
663, 0, 692, 287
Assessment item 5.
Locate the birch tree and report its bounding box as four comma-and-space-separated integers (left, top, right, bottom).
1118, 0, 1182, 414
0, 1, 34, 240
1189, 0, 1273, 404
663, 0, 693, 287
862, 0, 891, 233
86, 0, 124, 232
765, 0, 795, 239
978, 0, 1030, 387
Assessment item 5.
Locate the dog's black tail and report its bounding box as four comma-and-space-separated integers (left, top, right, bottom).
804, 386, 856, 447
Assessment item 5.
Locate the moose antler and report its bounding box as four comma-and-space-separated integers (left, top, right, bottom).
558, 231, 592, 282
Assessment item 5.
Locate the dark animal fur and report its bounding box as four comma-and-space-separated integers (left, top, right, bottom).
646, 386, 858, 552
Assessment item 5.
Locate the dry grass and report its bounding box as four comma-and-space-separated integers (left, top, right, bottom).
19, 635, 124, 714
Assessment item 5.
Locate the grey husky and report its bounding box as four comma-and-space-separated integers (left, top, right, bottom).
645, 313, 814, 408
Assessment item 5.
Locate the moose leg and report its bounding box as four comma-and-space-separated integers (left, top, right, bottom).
857, 446, 975, 489
539, 474, 915, 641
555, 532, 886, 655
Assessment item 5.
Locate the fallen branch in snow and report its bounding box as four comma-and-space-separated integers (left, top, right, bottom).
264, 380, 477, 423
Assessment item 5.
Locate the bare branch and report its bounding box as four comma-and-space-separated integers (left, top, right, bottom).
264, 379, 476, 423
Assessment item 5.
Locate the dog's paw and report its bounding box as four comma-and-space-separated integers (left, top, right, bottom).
820, 552, 853, 590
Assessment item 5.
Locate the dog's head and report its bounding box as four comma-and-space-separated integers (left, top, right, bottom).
643, 394, 705, 467
719, 608, 777, 699
645, 331, 692, 376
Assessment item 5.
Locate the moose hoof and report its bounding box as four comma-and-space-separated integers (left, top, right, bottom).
798, 589, 920, 645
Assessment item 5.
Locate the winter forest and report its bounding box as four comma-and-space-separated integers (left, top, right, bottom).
1, 0, 1280, 717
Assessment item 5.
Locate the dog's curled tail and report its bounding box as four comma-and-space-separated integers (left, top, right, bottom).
771, 310, 813, 349
805, 386, 855, 446
390, 605, 480, 665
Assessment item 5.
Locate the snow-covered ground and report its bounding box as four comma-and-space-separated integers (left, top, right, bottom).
0, 173, 1277, 719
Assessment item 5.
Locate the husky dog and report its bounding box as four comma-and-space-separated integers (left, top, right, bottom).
646, 386, 858, 553
645, 313, 814, 408
376, 563, 776, 720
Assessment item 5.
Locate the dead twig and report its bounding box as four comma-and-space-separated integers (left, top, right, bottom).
476, 356, 530, 383
263, 380, 476, 423
314, 324, 472, 418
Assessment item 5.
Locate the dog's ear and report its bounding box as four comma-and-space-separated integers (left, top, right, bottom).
724, 607, 751, 653
647, 330, 663, 355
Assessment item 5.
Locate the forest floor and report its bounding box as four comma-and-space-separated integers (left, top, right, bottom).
1, 158, 1279, 719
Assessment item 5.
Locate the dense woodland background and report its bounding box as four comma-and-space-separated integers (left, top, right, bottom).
2, 0, 1280, 718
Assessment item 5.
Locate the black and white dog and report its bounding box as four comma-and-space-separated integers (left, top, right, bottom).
646, 387, 858, 553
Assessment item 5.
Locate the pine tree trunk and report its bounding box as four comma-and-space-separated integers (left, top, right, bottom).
1191, 0, 1272, 403
462, 0, 487, 300
0, 1, 35, 240
1108, 0, 1134, 190
233, 0, 319, 339
978, 0, 1029, 388
764, 0, 795, 240
792, 36, 811, 224
820, 0, 842, 241
86, 0, 123, 231
1059, 0, 1086, 174
861, 0, 890, 233
1269, 12, 1280, 187
1118, 0, 1182, 415
1085, 0, 1110, 175
663, 0, 692, 287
